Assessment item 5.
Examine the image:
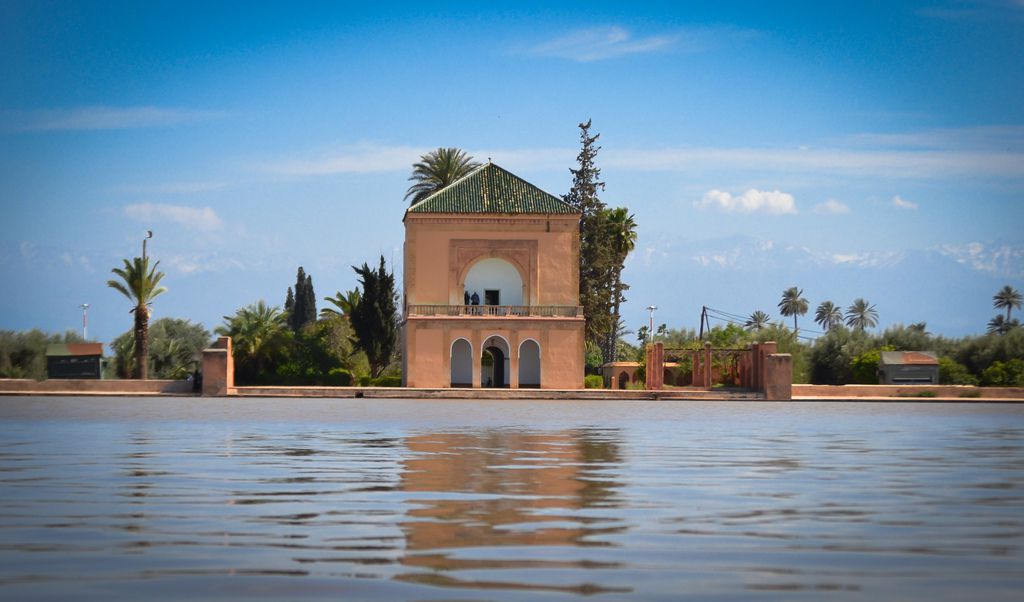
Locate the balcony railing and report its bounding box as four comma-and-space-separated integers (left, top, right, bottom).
406, 304, 583, 318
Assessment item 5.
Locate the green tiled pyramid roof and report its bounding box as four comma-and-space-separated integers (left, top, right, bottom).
406, 162, 578, 215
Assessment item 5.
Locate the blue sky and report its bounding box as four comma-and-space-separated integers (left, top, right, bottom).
2, 1, 1023, 343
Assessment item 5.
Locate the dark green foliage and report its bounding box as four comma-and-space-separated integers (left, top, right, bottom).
350, 256, 399, 378
284, 287, 294, 317
288, 267, 317, 332
954, 329, 1024, 376
808, 327, 873, 385
0, 329, 84, 380
938, 357, 978, 385
216, 301, 292, 384
565, 119, 632, 364
110, 318, 211, 379
584, 374, 604, 389
980, 359, 1024, 386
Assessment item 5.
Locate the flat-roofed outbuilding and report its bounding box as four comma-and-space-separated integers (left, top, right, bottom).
878, 351, 939, 384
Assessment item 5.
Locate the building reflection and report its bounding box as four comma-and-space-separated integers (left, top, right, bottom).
395, 428, 627, 592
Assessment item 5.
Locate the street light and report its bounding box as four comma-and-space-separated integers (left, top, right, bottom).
80, 303, 89, 341
142, 230, 153, 260
646, 305, 657, 341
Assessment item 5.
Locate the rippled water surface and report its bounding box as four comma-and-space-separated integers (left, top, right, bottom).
1, 397, 1022, 600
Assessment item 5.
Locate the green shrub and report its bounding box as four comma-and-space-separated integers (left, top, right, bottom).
850, 347, 893, 384
584, 374, 605, 389
358, 375, 371, 386
939, 357, 978, 385
959, 389, 982, 398
370, 375, 402, 387
324, 368, 352, 386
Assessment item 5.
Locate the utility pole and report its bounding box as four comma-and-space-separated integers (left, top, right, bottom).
646, 305, 657, 342
142, 230, 153, 260
80, 303, 89, 341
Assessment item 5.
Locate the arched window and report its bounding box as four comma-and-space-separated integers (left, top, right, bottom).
450, 339, 472, 387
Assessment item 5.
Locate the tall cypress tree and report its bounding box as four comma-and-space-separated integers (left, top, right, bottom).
564, 119, 615, 358
284, 286, 295, 321
350, 256, 398, 378
302, 274, 316, 328
289, 267, 316, 332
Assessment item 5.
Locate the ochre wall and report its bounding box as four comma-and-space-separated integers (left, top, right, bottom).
404, 317, 585, 389
403, 215, 580, 307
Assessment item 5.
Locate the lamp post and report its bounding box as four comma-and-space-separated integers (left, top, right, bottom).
142, 230, 153, 260
80, 303, 89, 341
646, 305, 657, 342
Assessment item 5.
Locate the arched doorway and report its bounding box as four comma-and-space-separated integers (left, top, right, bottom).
519, 339, 540, 388
450, 338, 472, 387
618, 371, 629, 389
481, 336, 510, 388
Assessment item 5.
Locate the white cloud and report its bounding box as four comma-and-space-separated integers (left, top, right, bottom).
164, 254, 246, 275
695, 188, 798, 214
528, 26, 679, 62
891, 195, 919, 210
124, 203, 223, 231
2, 106, 226, 132
262, 144, 429, 175
813, 199, 850, 214
602, 146, 1024, 179
111, 181, 232, 195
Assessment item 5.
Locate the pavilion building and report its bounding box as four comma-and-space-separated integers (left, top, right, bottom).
401, 162, 585, 389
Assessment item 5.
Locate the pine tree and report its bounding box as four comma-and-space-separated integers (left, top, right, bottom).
350, 256, 398, 378
564, 119, 616, 361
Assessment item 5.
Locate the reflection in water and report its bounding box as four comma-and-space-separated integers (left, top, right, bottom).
0, 399, 1022, 601
395, 429, 629, 594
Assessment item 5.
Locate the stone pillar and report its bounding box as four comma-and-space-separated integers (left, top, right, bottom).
691, 350, 700, 386
703, 342, 712, 388
764, 353, 793, 400
645, 344, 653, 390
656, 343, 665, 389
751, 343, 761, 392
759, 342, 777, 394
201, 336, 234, 396
610, 375, 618, 389
472, 332, 482, 388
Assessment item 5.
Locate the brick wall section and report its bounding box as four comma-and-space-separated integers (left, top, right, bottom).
794, 384, 1024, 399
0, 379, 191, 394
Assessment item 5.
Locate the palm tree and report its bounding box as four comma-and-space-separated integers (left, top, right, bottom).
845, 298, 879, 331
321, 289, 361, 323
987, 314, 1020, 335
814, 301, 844, 331
604, 207, 638, 362
993, 285, 1023, 322
745, 310, 770, 331
778, 287, 809, 335
215, 301, 290, 379
405, 148, 480, 205
107, 256, 166, 379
